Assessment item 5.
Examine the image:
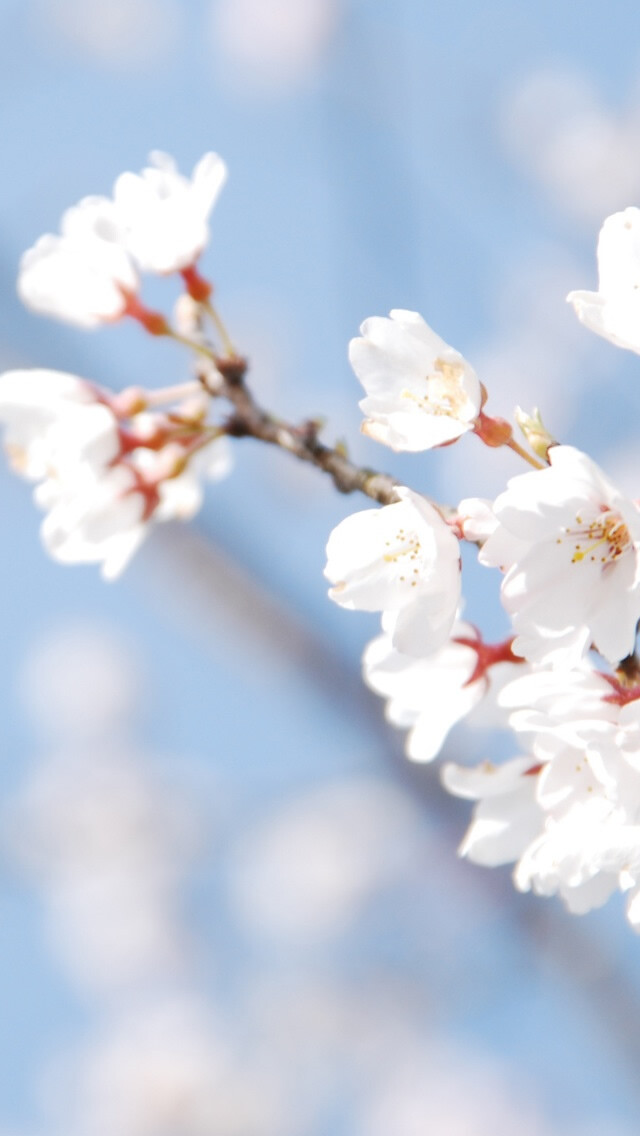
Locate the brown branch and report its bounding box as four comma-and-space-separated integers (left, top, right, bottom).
206, 356, 455, 516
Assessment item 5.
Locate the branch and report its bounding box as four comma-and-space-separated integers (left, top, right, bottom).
207, 356, 455, 517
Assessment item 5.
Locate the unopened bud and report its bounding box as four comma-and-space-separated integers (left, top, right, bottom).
473, 410, 512, 448
515, 407, 556, 461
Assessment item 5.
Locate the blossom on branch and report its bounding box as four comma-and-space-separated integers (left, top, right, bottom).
12, 145, 640, 934
442, 756, 543, 868
499, 659, 623, 751
476, 445, 640, 668
17, 151, 226, 331
363, 620, 523, 762
0, 369, 118, 478
114, 151, 227, 274
444, 738, 640, 926
0, 369, 231, 578
18, 197, 138, 328
324, 488, 461, 655
349, 309, 482, 451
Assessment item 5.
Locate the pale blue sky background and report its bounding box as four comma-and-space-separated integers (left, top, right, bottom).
2, 1, 640, 1133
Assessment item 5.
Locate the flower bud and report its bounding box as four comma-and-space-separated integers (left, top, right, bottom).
515, 406, 555, 461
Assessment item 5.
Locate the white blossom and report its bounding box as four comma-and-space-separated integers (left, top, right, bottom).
324, 488, 461, 655
349, 309, 482, 451
499, 660, 623, 752
0, 368, 116, 478
114, 150, 227, 274
442, 756, 543, 867
18, 196, 138, 327
478, 445, 640, 668
0, 368, 233, 578
444, 738, 640, 927
363, 620, 521, 762
38, 463, 150, 579
138, 434, 233, 522
568, 206, 640, 354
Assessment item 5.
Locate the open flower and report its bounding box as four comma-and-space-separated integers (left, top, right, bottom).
363, 620, 522, 762
349, 309, 482, 451
477, 445, 640, 668
37, 463, 151, 580
443, 740, 640, 926
499, 660, 623, 752
18, 197, 138, 328
324, 487, 460, 655
568, 206, 640, 354
114, 151, 227, 274
0, 369, 120, 479
442, 756, 543, 867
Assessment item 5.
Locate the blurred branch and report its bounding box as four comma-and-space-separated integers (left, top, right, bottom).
148, 520, 640, 1098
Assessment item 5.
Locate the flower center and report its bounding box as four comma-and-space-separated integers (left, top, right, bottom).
560, 509, 632, 566
401, 357, 468, 419
383, 526, 424, 588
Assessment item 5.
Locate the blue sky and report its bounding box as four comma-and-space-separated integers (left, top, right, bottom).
2, 2, 640, 1133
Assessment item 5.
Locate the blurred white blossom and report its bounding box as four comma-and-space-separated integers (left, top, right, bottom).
114, 152, 227, 275
18, 197, 138, 328
501, 68, 640, 224
569, 206, 640, 354
33, 0, 183, 69
210, 0, 338, 93
226, 778, 423, 942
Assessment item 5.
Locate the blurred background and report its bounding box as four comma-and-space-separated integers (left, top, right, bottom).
1, 1, 640, 1132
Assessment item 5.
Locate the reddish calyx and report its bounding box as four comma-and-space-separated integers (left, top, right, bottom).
121, 293, 170, 336
120, 464, 161, 522
181, 264, 213, 303
601, 673, 640, 707
473, 410, 513, 449
453, 632, 522, 687
523, 762, 544, 778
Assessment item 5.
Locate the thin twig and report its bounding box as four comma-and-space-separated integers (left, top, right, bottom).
207, 355, 457, 517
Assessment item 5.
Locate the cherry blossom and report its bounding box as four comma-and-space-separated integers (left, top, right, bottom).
324, 487, 461, 655
499, 660, 624, 752
442, 756, 543, 868
0, 368, 232, 578
443, 737, 640, 926
477, 445, 640, 668
18, 196, 138, 328
38, 463, 151, 579
12, 146, 640, 937
349, 309, 482, 451
114, 150, 227, 274
568, 206, 640, 354
134, 432, 233, 523
363, 620, 522, 762
37, 431, 232, 579
0, 369, 117, 478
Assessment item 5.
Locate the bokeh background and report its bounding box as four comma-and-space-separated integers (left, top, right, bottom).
2, 1, 640, 1132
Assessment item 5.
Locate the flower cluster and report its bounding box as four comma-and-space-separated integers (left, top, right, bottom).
8, 149, 640, 931
325, 214, 640, 929
18, 151, 227, 328
0, 368, 230, 577
3, 153, 234, 575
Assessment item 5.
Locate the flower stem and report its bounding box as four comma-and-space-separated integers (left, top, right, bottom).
163, 326, 456, 518
202, 300, 236, 357
145, 380, 205, 407
166, 328, 220, 362
505, 436, 546, 470
211, 358, 459, 517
